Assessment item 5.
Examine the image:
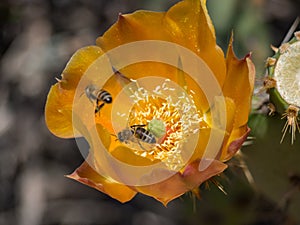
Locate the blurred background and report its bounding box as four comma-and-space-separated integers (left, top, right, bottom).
0, 0, 299, 224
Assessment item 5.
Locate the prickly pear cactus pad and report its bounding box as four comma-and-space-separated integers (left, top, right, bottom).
264, 31, 300, 144
244, 114, 300, 221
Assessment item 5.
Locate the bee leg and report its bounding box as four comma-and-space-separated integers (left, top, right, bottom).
137, 140, 146, 150
94, 106, 100, 114
110, 134, 118, 141
131, 124, 146, 128
95, 103, 105, 115
112, 66, 132, 82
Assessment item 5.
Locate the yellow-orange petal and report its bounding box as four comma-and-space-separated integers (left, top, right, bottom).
135, 159, 227, 205
135, 169, 187, 206
188, 127, 211, 164
165, 0, 215, 49
97, 0, 226, 88
226, 127, 251, 156
97, 12, 170, 50
205, 96, 236, 133
164, 0, 226, 86
219, 126, 251, 161
109, 146, 160, 166
182, 159, 227, 188
45, 46, 105, 138
222, 36, 255, 128
60, 46, 104, 90
189, 97, 236, 162
95, 0, 229, 114
67, 161, 137, 203
45, 84, 75, 138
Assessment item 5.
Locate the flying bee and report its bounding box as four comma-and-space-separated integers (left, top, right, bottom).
117, 124, 156, 150
85, 84, 112, 114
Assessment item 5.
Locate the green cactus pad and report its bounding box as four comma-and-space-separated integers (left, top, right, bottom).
264, 31, 300, 144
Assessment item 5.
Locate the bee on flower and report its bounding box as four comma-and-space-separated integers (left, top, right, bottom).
116, 124, 157, 151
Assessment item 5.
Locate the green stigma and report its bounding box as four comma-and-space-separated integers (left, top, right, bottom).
148, 119, 166, 138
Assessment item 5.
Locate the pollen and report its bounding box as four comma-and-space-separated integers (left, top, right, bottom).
123, 79, 203, 170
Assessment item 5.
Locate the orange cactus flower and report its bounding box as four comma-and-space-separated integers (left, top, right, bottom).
45, 0, 255, 205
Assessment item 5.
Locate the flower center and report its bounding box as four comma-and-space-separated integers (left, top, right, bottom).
113, 77, 202, 170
